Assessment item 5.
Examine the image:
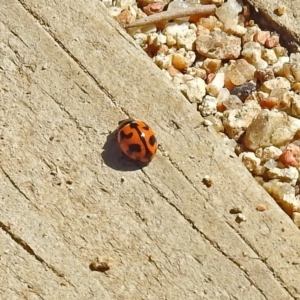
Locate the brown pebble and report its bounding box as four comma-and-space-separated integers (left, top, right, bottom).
230, 207, 243, 214
256, 204, 267, 211
90, 260, 110, 272
203, 175, 213, 187
276, 4, 287, 16
89, 257, 111, 273
253, 31, 270, 45
265, 35, 280, 48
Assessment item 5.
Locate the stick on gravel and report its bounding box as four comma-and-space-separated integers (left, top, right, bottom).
124, 4, 216, 28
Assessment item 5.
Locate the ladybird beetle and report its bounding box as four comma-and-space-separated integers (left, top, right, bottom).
117, 119, 158, 163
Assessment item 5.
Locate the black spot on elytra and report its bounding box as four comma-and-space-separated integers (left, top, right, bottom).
120, 130, 133, 140
128, 143, 142, 153
148, 135, 156, 146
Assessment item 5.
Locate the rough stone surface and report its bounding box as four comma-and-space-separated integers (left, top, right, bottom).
1, 0, 300, 299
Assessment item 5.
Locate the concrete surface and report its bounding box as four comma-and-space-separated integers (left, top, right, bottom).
0, 0, 300, 299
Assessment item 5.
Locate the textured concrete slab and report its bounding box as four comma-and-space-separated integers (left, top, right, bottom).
0, 0, 300, 299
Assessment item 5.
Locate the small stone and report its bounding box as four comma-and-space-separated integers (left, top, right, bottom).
253, 31, 270, 45
273, 56, 290, 73
172, 50, 196, 70
244, 110, 300, 151
222, 95, 243, 110
223, 100, 261, 140
260, 77, 291, 94
199, 95, 218, 116
196, 31, 241, 59
186, 67, 207, 79
266, 167, 299, 186
289, 92, 300, 118
273, 46, 288, 57
206, 72, 225, 97
261, 48, 277, 64
242, 25, 261, 45
197, 16, 218, 30
176, 28, 197, 51
256, 204, 267, 211
204, 115, 224, 132
154, 54, 172, 69
202, 58, 222, 74
265, 34, 280, 48
258, 96, 279, 110
278, 63, 300, 83
254, 67, 275, 83
202, 175, 213, 187
143, 2, 164, 15
115, 9, 136, 26
164, 22, 189, 47
264, 159, 278, 169
235, 213, 247, 223
184, 77, 206, 103
230, 207, 243, 214
215, 0, 242, 27
242, 42, 268, 69
264, 180, 300, 216
290, 52, 300, 64
276, 4, 287, 16
278, 143, 300, 167
225, 24, 247, 37
90, 257, 112, 272
239, 152, 261, 172
260, 146, 282, 162
230, 81, 256, 101
225, 59, 256, 86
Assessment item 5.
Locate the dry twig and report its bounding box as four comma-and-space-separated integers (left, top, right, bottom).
124, 4, 216, 28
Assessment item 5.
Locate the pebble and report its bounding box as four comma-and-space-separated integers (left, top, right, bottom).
223, 100, 261, 140
203, 58, 222, 74
259, 146, 282, 162
184, 77, 206, 103
266, 167, 299, 186
176, 28, 197, 51
261, 48, 278, 65
264, 180, 300, 217
244, 110, 300, 151
253, 31, 270, 45
206, 72, 225, 97
278, 63, 300, 83
199, 95, 218, 116
256, 204, 267, 211
196, 31, 241, 59
278, 143, 300, 167
224, 59, 256, 86
242, 42, 267, 69
172, 50, 196, 70
240, 152, 261, 172
235, 213, 247, 223
230, 81, 256, 101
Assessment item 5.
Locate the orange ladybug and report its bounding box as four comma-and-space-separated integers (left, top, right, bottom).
117, 119, 158, 163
